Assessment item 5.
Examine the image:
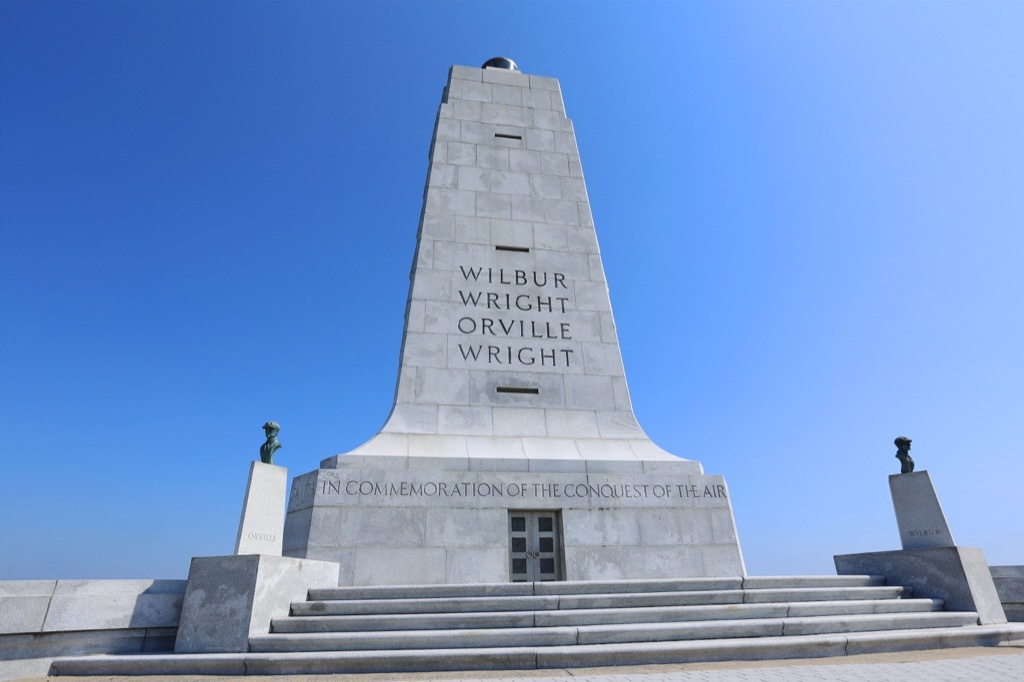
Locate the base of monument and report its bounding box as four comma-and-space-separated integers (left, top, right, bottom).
834, 546, 1007, 625
174, 555, 339, 653
283, 455, 745, 586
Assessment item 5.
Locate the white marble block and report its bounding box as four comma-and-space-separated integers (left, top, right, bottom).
889, 470, 956, 550
174, 555, 338, 653
234, 461, 287, 555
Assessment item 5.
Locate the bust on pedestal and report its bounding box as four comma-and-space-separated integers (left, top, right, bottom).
834, 437, 1006, 624
174, 423, 339, 654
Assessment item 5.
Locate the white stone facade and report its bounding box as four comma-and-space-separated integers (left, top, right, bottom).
349, 64, 673, 463
284, 64, 745, 584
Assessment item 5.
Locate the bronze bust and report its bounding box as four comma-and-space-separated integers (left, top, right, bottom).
894, 436, 914, 474
260, 421, 282, 465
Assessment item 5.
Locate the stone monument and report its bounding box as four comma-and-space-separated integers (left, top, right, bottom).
835, 438, 1006, 624
234, 422, 288, 555
283, 59, 746, 585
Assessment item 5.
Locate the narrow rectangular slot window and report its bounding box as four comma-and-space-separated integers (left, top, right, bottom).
496, 386, 539, 395
495, 245, 530, 253
494, 133, 522, 140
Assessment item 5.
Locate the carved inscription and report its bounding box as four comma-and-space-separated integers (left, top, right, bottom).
291, 477, 728, 505
456, 266, 575, 367
906, 529, 944, 538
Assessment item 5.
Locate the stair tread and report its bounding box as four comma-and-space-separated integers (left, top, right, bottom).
50, 624, 1024, 677
275, 598, 945, 632
294, 587, 906, 615
252, 612, 980, 652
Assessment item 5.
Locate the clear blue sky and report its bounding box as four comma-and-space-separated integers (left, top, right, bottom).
1, 1, 1021, 580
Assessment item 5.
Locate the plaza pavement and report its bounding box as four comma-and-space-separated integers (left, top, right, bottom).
14, 644, 1024, 682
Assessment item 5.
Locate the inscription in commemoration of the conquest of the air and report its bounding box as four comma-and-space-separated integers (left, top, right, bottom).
455, 265, 574, 368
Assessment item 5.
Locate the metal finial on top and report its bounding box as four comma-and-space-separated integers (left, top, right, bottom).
482, 57, 519, 72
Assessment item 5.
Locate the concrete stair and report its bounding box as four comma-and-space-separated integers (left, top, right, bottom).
49, 576, 1024, 676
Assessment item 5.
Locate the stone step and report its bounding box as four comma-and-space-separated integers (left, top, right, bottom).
50, 624, 1024, 676
251, 611, 979, 652
291, 586, 906, 616
305, 575, 884, 602
274, 598, 945, 633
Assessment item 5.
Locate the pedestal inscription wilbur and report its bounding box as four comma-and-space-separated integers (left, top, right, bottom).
283, 59, 745, 585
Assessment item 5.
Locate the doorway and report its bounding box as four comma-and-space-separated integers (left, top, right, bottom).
508, 510, 564, 582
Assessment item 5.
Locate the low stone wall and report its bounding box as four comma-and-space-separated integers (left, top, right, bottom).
991, 566, 1024, 622
0, 578, 186, 681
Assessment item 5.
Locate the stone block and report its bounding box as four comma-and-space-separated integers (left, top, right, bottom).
404, 454, 472, 470
835, 546, 1007, 624
458, 79, 492, 103
491, 403, 548, 436
481, 68, 529, 88
351, 433, 411, 457
425, 187, 475, 217
446, 141, 476, 166
554, 130, 579, 153
340, 507, 425, 547
42, 580, 185, 632
491, 83, 523, 106
525, 128, 556, 152
408, 434, 469, 458
397, 331, 447, 368
476, 144, 509, 170
353, 547, 447, 585
534, 224, 568, 250
449, 65, 482, 82
574, 439, 636, 461
523, 89, 554, 110
530, 173, 563, 199
426, 162, 458, 189
540, 151, 569, 176
438, 405, 493, 436
474, 191, 512, 218
452, 98, 482, 122
509, 148, 542, 173
510, 195, 547, 222
596, 412, 647, 439
528, 74, 560, 91
544, 409, 599, 438
889, 471, 956, 549
235, 462, 287, 556
563, 375, 616, 411
0, 581, 54, 634
562, 508, 641, 546
445, 547, 508, 583
465, 436, 527, 459
543, 197, 581, 225
174, 555, 338, 653
424, 507, 506, 546
490, 218, 533, 246
568, 153, 584, 178
578, 201, 595, 227
420, 213, 454, 241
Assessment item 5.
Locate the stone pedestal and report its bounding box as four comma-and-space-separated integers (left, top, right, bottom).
173, 555, 338, 653
835, 547, 1007, 624
284, 455, 745, 586
835, 468, 1006, 625
890, 471, 955, 549
234, 462, 287, 555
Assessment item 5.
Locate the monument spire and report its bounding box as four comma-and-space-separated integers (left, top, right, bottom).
287, 63, 743, 585
343, 59, 684, 464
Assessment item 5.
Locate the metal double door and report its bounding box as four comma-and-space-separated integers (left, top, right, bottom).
508, 510, 562, 582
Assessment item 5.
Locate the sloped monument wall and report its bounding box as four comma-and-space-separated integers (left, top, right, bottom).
283, 62, 745, 585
